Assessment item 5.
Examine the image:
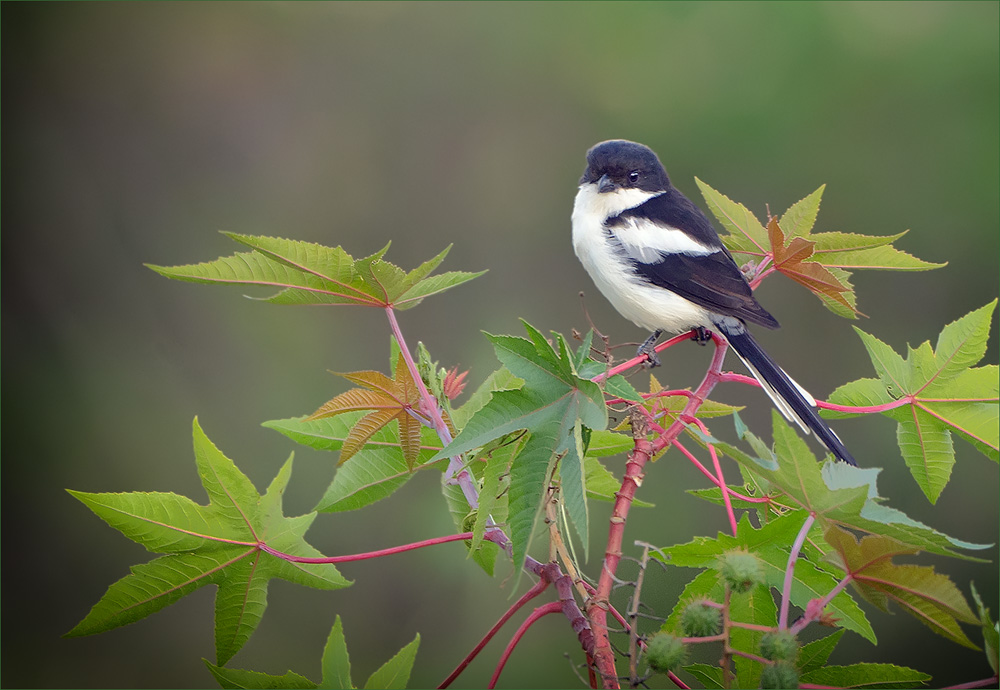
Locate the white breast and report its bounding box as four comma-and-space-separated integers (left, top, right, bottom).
571, 184, 715, 334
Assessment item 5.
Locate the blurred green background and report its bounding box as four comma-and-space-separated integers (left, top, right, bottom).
2, 2, 997, 688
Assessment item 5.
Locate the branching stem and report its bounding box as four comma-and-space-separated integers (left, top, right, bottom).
488, 601, 563, 689
439, 577, 551, 689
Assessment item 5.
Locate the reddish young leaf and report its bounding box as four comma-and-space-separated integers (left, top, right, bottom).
768, 217, 856, 313
308, 353, 427, 468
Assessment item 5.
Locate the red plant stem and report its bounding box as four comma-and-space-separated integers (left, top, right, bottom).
815, 398, 908, 413
595, 559, 692, 690
592, 331, 694, 382
672, 440, 769, 503
720, 372, 913, 414
652, 331, 730, 455
790, 572, 854, 635
944, 676, 1000, 689
259, 532, 473, 564
488, 601, 563, 689
748, 264, 776, 290
438, 577, 551, 689
381, 307, 601, 686
588, 429, 654, 689
708, 437, 738, 536
588, 332, 732, 689
730, 621, 780, 632
732, 649, 771, 665
681, 633, 726, 644
779, 513, 815, 629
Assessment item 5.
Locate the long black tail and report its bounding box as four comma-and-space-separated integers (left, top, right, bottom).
715, 320, 857, 466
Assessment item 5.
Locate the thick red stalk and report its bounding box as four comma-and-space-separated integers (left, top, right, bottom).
587, 331, 731, 688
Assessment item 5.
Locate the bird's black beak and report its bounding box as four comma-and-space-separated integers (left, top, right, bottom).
597, 174, 618, 194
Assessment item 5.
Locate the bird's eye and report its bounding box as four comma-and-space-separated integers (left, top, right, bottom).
628, 170, 640, 184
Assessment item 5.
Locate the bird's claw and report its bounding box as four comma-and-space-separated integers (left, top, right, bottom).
637, 329, 663, 368
691, 327, 712, 345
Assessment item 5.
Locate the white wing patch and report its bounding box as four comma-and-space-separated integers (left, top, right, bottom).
612, 216, 718, 262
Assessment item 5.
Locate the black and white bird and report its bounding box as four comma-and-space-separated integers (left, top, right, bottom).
571, 139, 856, 465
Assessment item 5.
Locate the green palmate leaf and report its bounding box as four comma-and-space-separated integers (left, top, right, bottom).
441, 467, 501, 577
602, 373, 645, 403
695, 177, 769, 258
469, 433, 520, 555
971, 582, 1000, 674
681, 663, 723, 689
315, 445, 421, 514
363, 632, 420, 689
685, 485, 773, 513
798, 629, 846, 674
263, 412, 444, 458
451, 366, 524, 429
559, 420, 590, 554
653, 513, 874, 643
585, 456, 653, 507
204, 661, 317, 689
664, 569, 719, 632
828, 301, 999, 502
506, 427, 561, 572
148, 234, 484, 310
730, 579, 779, 689
730, 412, 989, 559
431, 321, 607, 571
813, 234, 944, 271
322, 615, 353, 690
779, 184, 824, 238
584, 429, 635, 458
262, 413, 443, 513
800, 663, 931, 689
696, 181, 943, 318
67, 419, 350, 665
826, 527, 980, 649
205, 615, 419, 690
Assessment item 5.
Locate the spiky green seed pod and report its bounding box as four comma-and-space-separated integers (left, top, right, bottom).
680, 600, 722, 637
759, 630, 799, 662
645, 632, 688, 674
718, 549, 765, 593
759, 660, 800, 689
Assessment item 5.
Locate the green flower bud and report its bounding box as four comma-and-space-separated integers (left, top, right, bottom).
718, 549, 765, 593
645, 632, 688, 674
760, 660, 799, 689
759, 630, 799, 662
680, 600, 722, 637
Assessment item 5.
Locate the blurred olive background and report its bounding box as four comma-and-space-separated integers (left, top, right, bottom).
2, 2, 998, 688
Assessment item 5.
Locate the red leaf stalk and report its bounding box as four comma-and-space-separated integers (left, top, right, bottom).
488, 601, 563, 689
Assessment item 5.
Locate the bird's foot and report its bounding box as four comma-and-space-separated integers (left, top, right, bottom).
637, 330, 663, 368
691, 326, 712, 345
